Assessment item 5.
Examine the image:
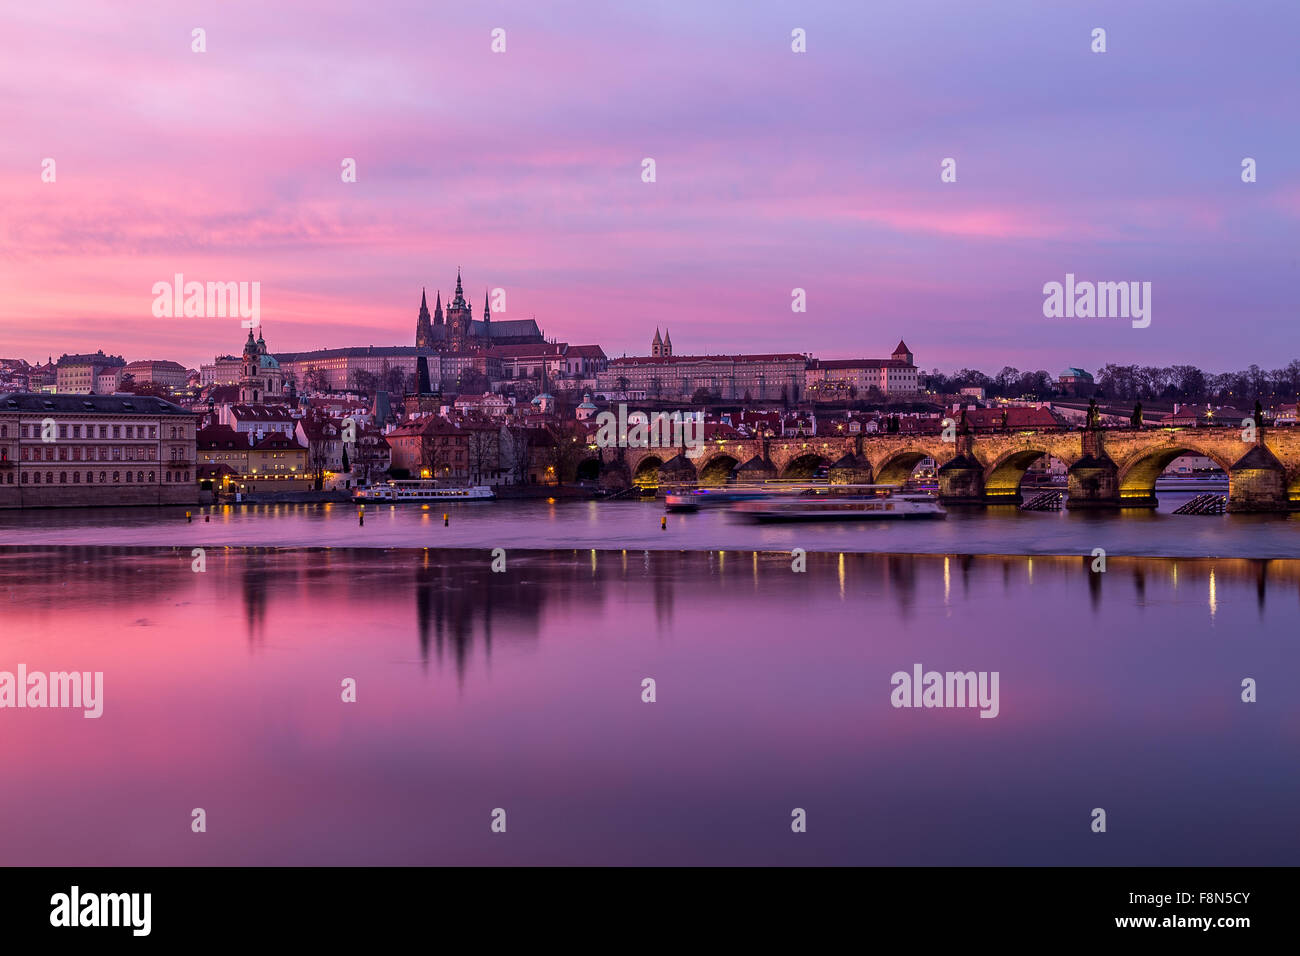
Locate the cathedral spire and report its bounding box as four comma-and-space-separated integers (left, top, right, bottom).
416, 287, 434, 349
434, 291, 443, 325
483, 288, 491, 324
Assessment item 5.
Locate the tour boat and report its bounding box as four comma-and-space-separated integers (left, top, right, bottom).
664, 488, 789, 512
732, 487, 945, 522
354, 480, 495, 502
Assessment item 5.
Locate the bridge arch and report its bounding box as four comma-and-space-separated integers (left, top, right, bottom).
983, 448, 1052, 501
781, 453, 830, 479
697, 453, 739, 486
1116, 444, 1235, 503
632, 455, 665, 489
875, 451, 931, 486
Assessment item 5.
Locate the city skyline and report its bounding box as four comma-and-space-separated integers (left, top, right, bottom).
3, 2, 1297, 371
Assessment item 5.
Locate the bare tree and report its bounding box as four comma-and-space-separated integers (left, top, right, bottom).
504, 425, 532, 484
544, 422, 586, 485
466, 426, 499, 484
349, 368, 379, 394
418, 427, 448, 480
383, 364, 407, 394
302, 366, 330, 393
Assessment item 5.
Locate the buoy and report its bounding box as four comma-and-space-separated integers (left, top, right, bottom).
358, 511, 364, 526
186, 511, 192, 523
443, 513, 449, 527
205, 515, 210, 522
661, 516, 667, 530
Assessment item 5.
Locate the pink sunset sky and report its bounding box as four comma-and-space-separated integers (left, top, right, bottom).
1, 0, 1296, 373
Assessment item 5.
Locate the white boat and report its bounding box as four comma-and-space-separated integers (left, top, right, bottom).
354, 480, 495, 502
732, 486, 945, 522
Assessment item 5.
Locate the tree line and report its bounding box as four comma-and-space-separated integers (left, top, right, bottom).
924, 361, 1300, 405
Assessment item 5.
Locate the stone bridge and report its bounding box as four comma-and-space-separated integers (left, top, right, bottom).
589, 426, 1300, 512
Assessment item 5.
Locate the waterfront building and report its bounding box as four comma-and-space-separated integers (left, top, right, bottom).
385, 417, 470, 480
0, 392, 198, 508
196, 424, 311, 492
219, 404, 298, 438
295, 416, 347, 476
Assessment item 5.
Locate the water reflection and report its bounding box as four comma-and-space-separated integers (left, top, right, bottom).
0, 545, 1296, 866
4, 547, 1299, 676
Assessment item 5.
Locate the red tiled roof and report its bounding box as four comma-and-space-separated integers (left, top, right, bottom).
229, 404, 295, 421
255, 432, 302, 450
196, 425, 245, 448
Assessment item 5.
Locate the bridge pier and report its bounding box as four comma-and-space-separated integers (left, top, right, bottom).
937, 454, 984, 505
1227, 445, 1289, 513
599, 460, 630, 491
736, 455, 777, 481
1066, 454, 1122, 510
829, 453, 872, 492
658, 453, 697, 488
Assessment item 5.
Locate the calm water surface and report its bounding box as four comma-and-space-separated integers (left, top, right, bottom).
1, 494, 1299, 558
0, 546, 1295, 865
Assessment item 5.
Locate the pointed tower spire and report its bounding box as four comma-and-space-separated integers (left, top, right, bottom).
652, 328, 662, 357
482, 288, 491, 324
416, 287, 433, 349
663, 328, 671, 356
433, 291, 443, 325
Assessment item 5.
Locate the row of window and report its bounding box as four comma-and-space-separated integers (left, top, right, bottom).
4, 423, 192, 440
21, 446, 170, 462
14, 470, 191, 485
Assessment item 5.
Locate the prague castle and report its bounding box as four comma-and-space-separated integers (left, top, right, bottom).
415, 270, 545, 352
